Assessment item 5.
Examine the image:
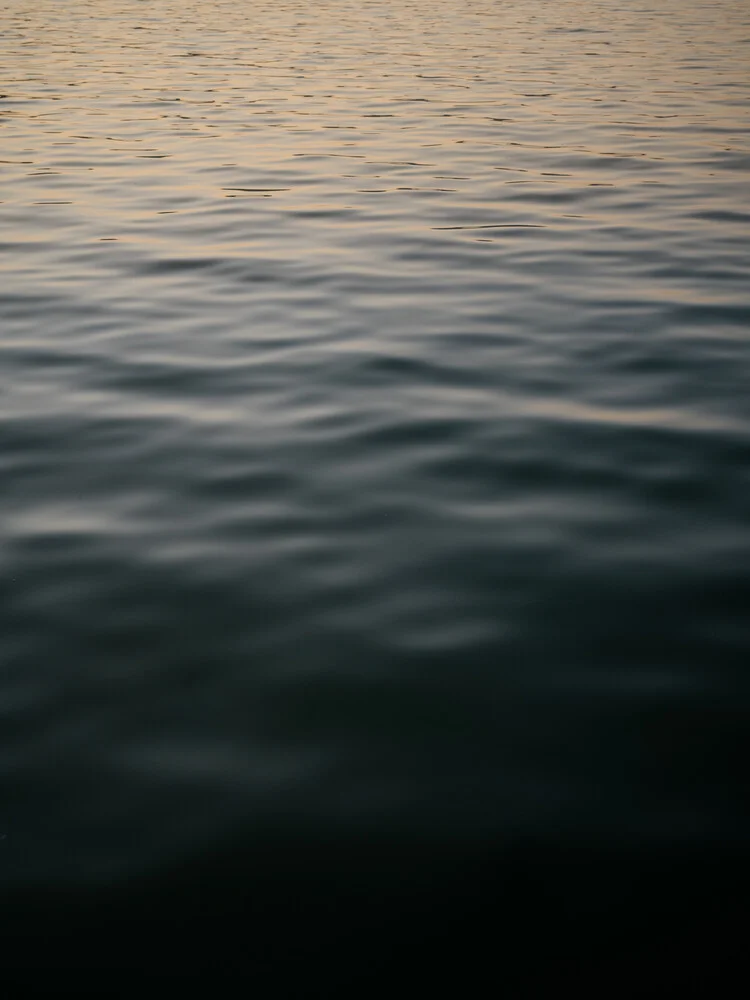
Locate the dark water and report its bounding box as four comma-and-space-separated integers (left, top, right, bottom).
1, 0, 749, 979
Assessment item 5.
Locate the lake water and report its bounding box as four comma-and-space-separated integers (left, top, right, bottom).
1, 0, 749, 976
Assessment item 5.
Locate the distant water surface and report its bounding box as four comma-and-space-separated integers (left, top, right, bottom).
1, 0, 749, 896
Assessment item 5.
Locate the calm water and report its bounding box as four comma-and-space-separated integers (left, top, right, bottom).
1, 0, 749, 972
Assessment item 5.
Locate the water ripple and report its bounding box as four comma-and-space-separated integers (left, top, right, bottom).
0, 0, 749, 908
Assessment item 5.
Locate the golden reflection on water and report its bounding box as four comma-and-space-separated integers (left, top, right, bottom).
2, 0, 748, 237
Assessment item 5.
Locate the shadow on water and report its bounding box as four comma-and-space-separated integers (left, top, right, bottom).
4, 832, 748, 986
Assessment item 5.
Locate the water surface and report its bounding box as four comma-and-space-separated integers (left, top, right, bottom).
1, 0, 749, 969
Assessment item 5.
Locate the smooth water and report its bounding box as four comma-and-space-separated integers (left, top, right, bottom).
1, 0, 749, 971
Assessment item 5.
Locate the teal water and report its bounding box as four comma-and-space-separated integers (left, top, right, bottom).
1, 0, 749, 975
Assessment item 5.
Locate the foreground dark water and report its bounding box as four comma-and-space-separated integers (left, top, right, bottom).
1, 0, 749, 978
